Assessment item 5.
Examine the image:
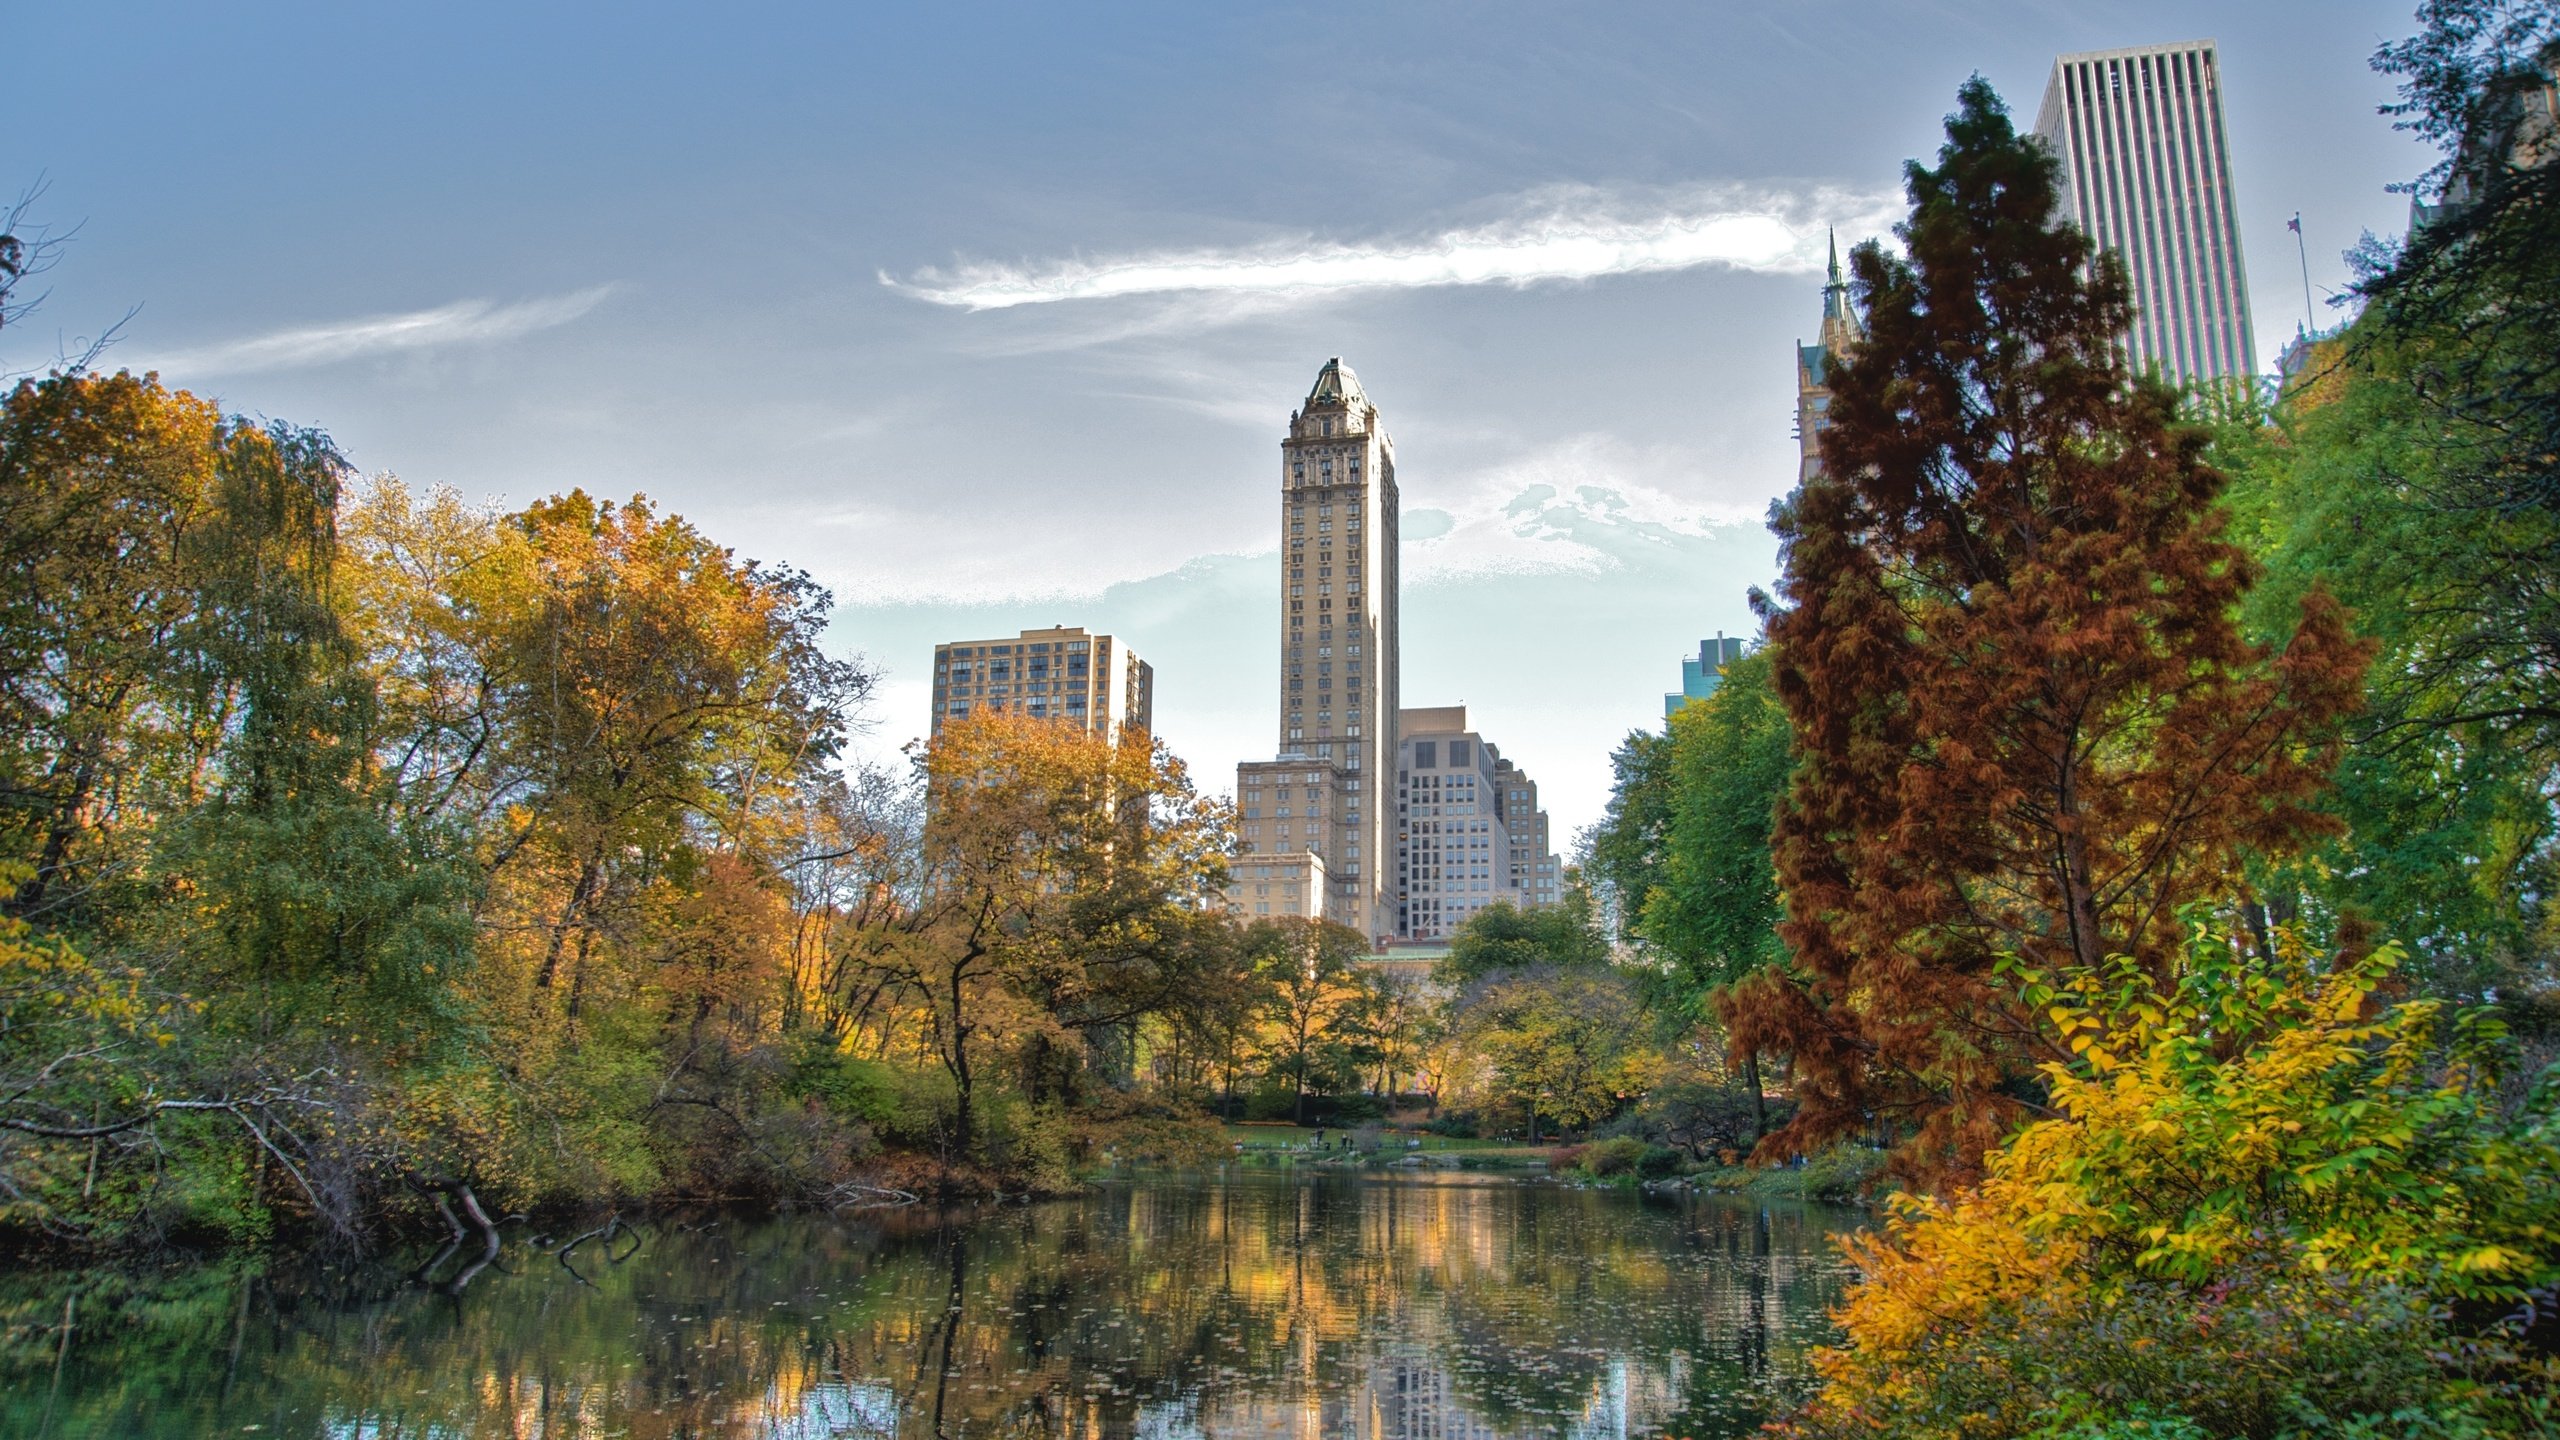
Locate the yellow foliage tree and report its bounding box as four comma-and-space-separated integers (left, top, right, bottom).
1792, 919, 2560, 1437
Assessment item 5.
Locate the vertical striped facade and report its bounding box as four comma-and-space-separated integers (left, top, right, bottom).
2035, 41, 2257, 385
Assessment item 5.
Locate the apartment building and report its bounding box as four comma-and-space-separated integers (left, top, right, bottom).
1665, 632, 1748, 721
1393, 706, 1562, 941
928, 625, 1152, 740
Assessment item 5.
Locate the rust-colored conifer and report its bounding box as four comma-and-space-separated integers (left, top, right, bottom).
1730, 81, 2370, 1186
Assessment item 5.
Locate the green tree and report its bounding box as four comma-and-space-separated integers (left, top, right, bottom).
1442, 893, 1608, 983
2352, 6, 2560, 780
1585, 729, 1674, 946
2216, 373, 2557, 996
1637, 649, 1792, 1137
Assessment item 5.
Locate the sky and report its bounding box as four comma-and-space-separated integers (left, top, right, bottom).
3, 1, 2436, 842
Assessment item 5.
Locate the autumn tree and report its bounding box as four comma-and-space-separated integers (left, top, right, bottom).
1460, 967, 1651, 1142
1736, 80, 2370, 1183
1243, 917, 1371, 1124
874, 709, 1232, 1158
0, 372, 229, 922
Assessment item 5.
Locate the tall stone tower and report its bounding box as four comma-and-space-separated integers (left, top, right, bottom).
1794, 232, 1864, 482
1230, 359, 1401, 943
2035, 41, 2256, 384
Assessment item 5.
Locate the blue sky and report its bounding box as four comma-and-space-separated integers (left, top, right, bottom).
4, 1, 2433, 837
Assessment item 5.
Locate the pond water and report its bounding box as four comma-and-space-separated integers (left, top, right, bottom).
2, 1172, 1860, 1439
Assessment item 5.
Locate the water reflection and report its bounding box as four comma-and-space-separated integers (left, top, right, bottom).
0, 1173, 1856, 1439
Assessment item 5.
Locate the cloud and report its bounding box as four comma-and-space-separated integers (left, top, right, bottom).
1402, 435, 1766, 586
888, 184, 1900, 312
151, 285, 617, 375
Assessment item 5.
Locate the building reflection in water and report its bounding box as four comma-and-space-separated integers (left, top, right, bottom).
7, 1172, 1855, 1440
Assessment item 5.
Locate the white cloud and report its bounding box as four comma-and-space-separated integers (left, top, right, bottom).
150, 285, 617, 375
889, 184, 1900, 311
1402, 435, 1764, 586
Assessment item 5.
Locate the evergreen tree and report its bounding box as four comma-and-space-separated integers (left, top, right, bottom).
1734, 80, 2370, 1183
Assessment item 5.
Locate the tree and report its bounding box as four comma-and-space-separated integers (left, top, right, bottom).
2355, 10, 2560, 761
869, 710, 1233, 1158
1585, 729, 1674, 946
1737, 79, 2370, 1184
1634, 649, 1792, 1137
1460, 967, 1651, 1142
1244, 918, 1370, 1124
0, 372, 228, 922
2216, 373, 2557, 997
1442, 894, 1608, 984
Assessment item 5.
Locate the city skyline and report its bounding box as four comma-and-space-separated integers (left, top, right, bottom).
0, 3, 2432, 839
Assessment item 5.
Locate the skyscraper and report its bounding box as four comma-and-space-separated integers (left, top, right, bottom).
2035, 41, 2256, 384
1231, 360, 1401, 942
1665, 632, 1748, 721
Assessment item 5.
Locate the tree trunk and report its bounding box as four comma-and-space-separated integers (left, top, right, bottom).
1743, 1048, 1768, 1141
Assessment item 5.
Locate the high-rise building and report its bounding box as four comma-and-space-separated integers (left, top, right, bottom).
1229, 359, 1402, 942
1794, 233, 1864, 482
1665, 632, 1748, 720
2034, 41, 2256, 385
929, 625, 1152, 740
1393, 706, 1562, 941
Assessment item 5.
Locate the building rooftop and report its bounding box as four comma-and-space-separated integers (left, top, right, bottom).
1306, 357, 1365, 407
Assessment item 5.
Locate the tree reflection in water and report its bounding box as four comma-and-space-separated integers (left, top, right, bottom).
0, 1173, 1856, 1439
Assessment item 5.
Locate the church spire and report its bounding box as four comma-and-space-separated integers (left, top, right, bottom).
1821, 228, 1850, 322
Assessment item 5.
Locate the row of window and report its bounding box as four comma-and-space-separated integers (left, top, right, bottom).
941, 640, 1096, 657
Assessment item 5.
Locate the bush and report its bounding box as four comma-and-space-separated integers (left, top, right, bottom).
1801, 1270, 2476, 1439
1576, 1136, 1650, 1177
1425, 1114, 1478, 1138
1634, 1074, 1788, 1159
1787, 923, 2560, 1437
1315, 1092, 1386, 1124
1240, 1087, 1300, 1123
1792, 1144, 1884, 1202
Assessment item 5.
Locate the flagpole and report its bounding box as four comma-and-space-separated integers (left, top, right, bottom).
2292, 212, 2315, 335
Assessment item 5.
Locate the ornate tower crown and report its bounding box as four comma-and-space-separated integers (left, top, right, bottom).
1306, 356, 1364, 408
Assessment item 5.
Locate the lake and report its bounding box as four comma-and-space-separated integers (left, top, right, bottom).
2, 1171, 1860, 1439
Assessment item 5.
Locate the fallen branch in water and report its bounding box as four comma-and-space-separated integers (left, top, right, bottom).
405, 1173, 503, 1293
553, 1214, 643, 1284
824, 1180, 919, 1211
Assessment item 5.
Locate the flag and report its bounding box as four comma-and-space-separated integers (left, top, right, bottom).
2288, 213, 2302, 234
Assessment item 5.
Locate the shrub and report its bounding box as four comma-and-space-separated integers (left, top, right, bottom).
1425, 1114, 1478, 1138
1636, 1143, 1685, 1179
1786, 921, 2560, 1437
1578, 1136, 1650, 1177
1791, 1144, 1885, 1202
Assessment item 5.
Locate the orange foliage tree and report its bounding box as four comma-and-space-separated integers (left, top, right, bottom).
1731, 81, 2370, 1184
871, 709, 1233, 1159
